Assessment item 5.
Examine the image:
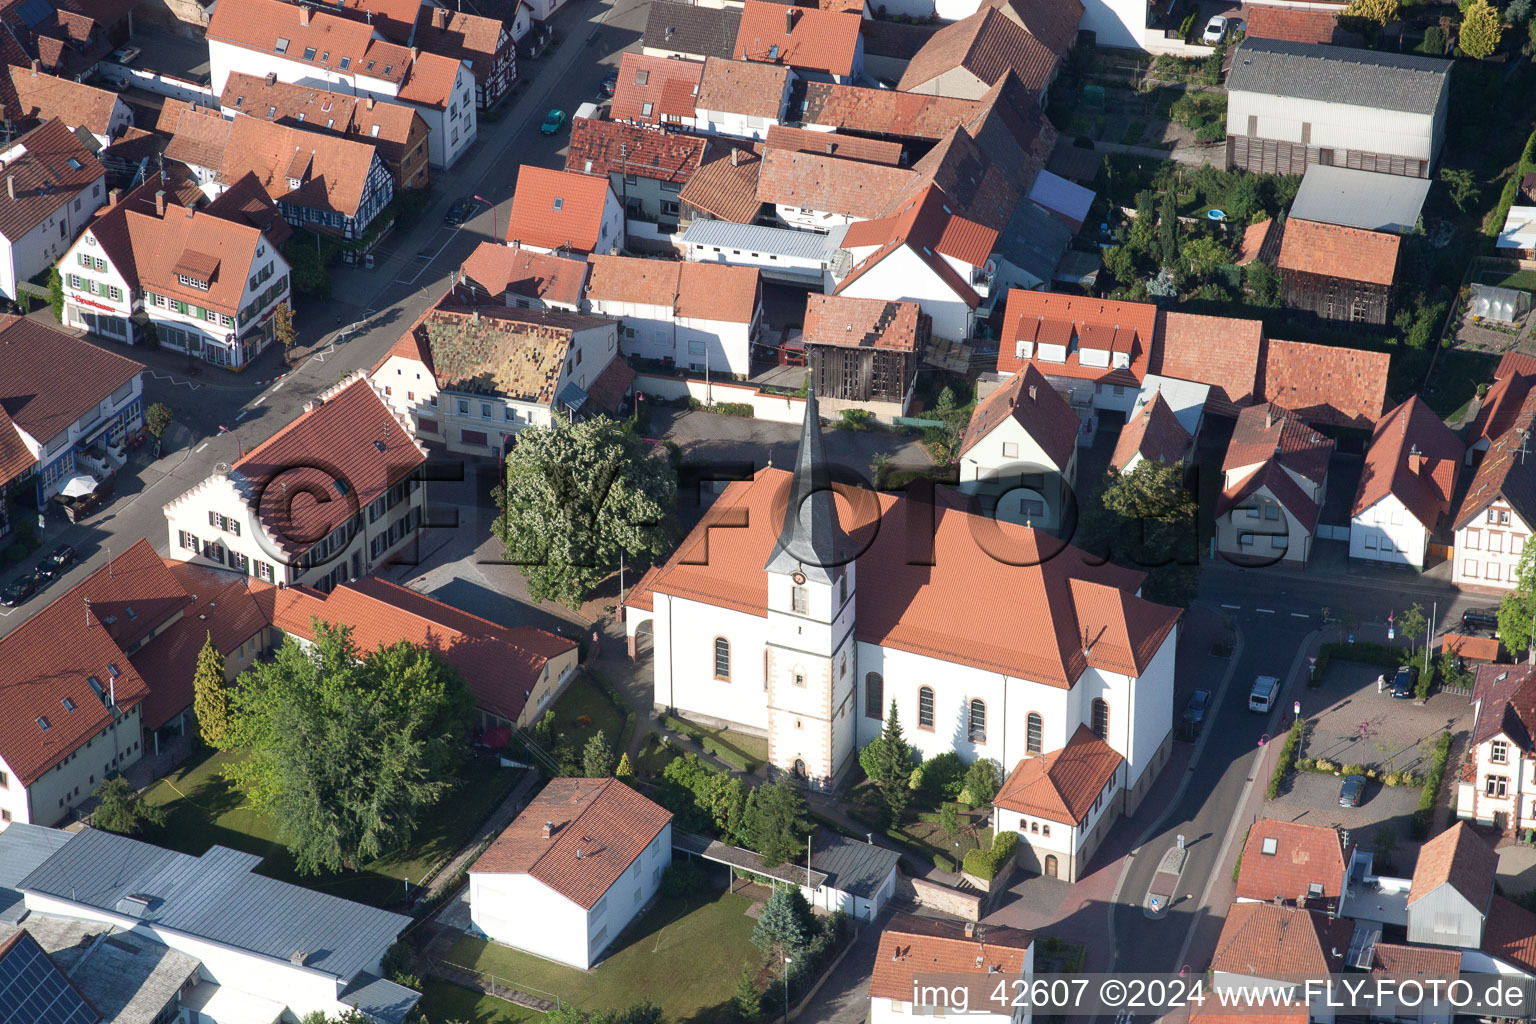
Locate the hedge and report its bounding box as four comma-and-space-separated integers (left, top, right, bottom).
1265, 718, 1305, 800
1310, 641, 1414, 687
961, 830, 1019, 881
1486, 129, 1536, 242
1411, 731, 1454, 839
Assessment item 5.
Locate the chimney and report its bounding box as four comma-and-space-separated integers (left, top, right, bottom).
304, 400, 316, 413
299, 5, 310, 25
411, 46, 420, 61
730, 147, 742, 166
108, 187, 121, 205
1265, 406, 1275, 430
266, 71, 277, 86
1408, 444, 1424, 475
29, 58, 38, 75
154, 189, 165, 216
1028, 384, 1037, 401
786, 8, 797, 33
542, 820, 554, 839
186, 202, 196, 218
825, 141, 834, 155
510, 238, 520, 249
366, 95, 375, 110
964, 923, 976, 938
433, 5, 447, 27
289, 950, 308, 966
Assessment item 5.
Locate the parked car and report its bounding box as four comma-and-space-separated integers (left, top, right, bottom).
601, 69, 618, 96
111, 45, 141, 64
1338, 774, 1368, 807
0, 570, 43, 607
1391, 665, 1417, 699
1203, 16, 1228, 43
1181, 689, 1213, 736
1461, 606, 1500, 634
38, 544, 77, 579
444, 197, 474, 225
540, 108, 566, 135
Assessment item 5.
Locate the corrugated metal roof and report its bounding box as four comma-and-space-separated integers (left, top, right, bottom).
0, 824, 75, 924
1289, 165, 1431, 234
681, 219, 846, 262
17, 828, 408, 983
1226, 38, 1449, 115
337, 972, 423, 1024
810, 835, 900, 899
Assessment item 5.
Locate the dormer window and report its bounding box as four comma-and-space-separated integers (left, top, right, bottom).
235, 96, 244, 107
177, 273, 210, 291
296, 113, 305, 122
1491, 740, 1508, 764
275, 37, 289, 53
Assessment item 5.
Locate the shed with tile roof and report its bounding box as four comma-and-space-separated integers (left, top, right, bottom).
1277, 219, 1400, 326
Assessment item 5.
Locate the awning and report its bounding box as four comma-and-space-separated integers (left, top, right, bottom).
59, 474, 99, 498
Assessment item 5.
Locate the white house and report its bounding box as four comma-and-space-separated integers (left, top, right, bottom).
957, 363, 1080, 531
163, 372, 428, 593
755, 149, 912, 233
1210, 902, 1357, 1020
1399, 821, 1536, 979
1215, 404, 1334, 566
1225, 39, 1451, 178
694, 57, 793, 141
733, 1, 863, 85
1109, 391, 1191, 475
470, 778, 673, 969
801, 835, 900, 921
868, 915, 1033, 1024
0, 119, 107, 301
1349, 396, 1462, 570
1458, 667, 1536, 835
624, 388, 1181, 810
506, 165, 625, 257
1450, 395, 1536, 591
993, 725, 1123, 882
456, 240, 590, 312
585, 255, 763, 377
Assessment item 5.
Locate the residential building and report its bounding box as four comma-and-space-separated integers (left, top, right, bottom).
733, 0, 862, 83
802, 294, 926, 422
898, 0, 1081, 98
1289, 164, 1433, 235
219, 72, 431, 190
993, 725, 1123, 882
695, 57, 793, 141
997, 289, 1158, 419
797, 82, 986, 141
1233, 819, 1353, 912
0, 315, 143, 506
1464, 351, 1536, 462
9, 826, 420, 1021
370, 301, 628, 453
1262, 336, 1390, 429
679, 218, 848, 289
4, 62, 132, 149
624, 390, 1181, 799
1458, 667, 1536, 834
1244, 5, 1363, 46
413, 4, 516, 110
565, 118, 707, 235
868, 915, 1033, 1024
0, 407, 37, 541
585, 254, 763, 376
0, 0, 133, 77
206, 0, 478, 169
0, 118, 106, 301
958, 363, 1079, 531
1276, 218, 1400, 326
1349, 397, 1462, 569
763, 124, 905, 166
163, 372, 428, 592
1450, 382, 1536, 591
506, 164, 624, 256
1110, 390, 1190, 475
1210, 903, 1355, 1014
610, 51, 704, 130
642, 1, 743, 61
455, 240, 589, 311
755, 149, 912, 233
60, 179, 293, 370
678, 139, 767, 226
1225, 39, 1450, 178
1215, 404, 1334, 566
470, 778, 673, 968
1406, 822, 1497, 947
1153, 310, 1267, 417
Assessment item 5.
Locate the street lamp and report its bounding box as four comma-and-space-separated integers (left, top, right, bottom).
782, 955, 792, 1024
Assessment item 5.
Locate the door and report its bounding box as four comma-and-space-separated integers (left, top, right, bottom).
1044, 855, 1058, 878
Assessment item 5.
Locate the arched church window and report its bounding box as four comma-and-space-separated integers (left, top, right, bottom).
1091, 698, 1110, 740
865, 673, 884, 718
918, 686, 934, 729
713, 637, 730, 680
1026, 713, 1042, 754
968, 699, 987, 743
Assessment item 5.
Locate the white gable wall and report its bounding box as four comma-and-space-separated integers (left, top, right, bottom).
837, 245, 973, 342
1350, 493, 1430, 568
1453, 504, 1530, 590
1226, 90, 1438, 165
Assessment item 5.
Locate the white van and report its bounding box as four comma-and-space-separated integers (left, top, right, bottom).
574, 102, 601, 122
1248, 675, 1279, 713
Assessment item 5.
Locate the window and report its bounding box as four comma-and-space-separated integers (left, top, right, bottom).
1026, 712, 1042, 754
642, 101, 653, 116
458, 399, 470, 415
1030, 821, 1039, 833
713, 637, 730, 680
1002, 442, 1018, 458
275, 36, 289, 53
865, 672, 883, 718
1487, 776, 1509, 797
918, 686, 934, 729
968, 699, 986, 743
340, 56, 350, 70
0, 770, 6, 788
1091, 698, 1109, 740
1261, 836, 1279, 855
1263, 506, 1280, 521
839, 573, 847, 604
481, 402, 492, 419
1489, 563, 1502, 582
1466, 559, 1480, 577
791, 586, 808, 613
1468, 530, 1482, 549
1491, 740, 1509, 764
1491, 533, 1505, 553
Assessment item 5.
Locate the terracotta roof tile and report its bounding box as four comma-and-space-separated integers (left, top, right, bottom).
678, 139, 763, 223
900, 7, 1060, 93
0, 118, 102, 242
1220, 459, 1323, 531
413, 6, 508, 77
209, 0, 381, 77
1211, 904, 1353, 977
1153, 310, 1265, 414
870, 915, 1033, 1001
764, 125, 903, 166
838, 185, 995, 305
202, 170, 294, 248
1246, 6, 1361, 46
645, 469, 1179, 686
218, 72, 425, 173
1112, 390, 1190, 470
565, 117, 707, 185
611, 52, 704, 126
755, 149, 912, 220
734, 1, 861, 77
395, 47, 463, 110
1352, 396, 1463, 529
1468, 350, 1536, 443
995, 725, 1122, 822
796, 82, 984, 140
1483, 895, 1536, 975
334, 0, 424, 42
1234, 819, 1350, 909
0, 315, 144, 444
209, 115, 383, 221
1453, 389, 1536, 531
458, 241, 589, 309
999, 289, 1157, 385
1370, 942, 1461, 978
1188, 1004, 1310, 1024
586, 254, 759, 324
585, 355, 637, 415
472, 778, 672, 908
0, 404, 33, 485
960, 363, 1077, 467
1263, 338, 1390, 429
508, 164, 614, 254
883, 124, 1018, 231
801, 294, 921, 351
696, 56, 790, 120
418, 303, 613, 404
986, 0, 1083, 54
1222, 403, 1333, 486
7, 64, 121, 135
1469, 663, 1536, 750
1278, 218, 1401, 287
1408, 821, 1497, 909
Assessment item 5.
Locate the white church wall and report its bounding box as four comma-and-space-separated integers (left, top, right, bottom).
652, 592, 771, 731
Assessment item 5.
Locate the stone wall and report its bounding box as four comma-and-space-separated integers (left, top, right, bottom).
910, 876, 982, 922
135, 0, 210, 35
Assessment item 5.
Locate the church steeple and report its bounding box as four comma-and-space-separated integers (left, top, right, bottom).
765, 382, 840, 583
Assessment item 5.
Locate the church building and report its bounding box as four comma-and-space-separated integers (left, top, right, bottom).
624, 389, 1182, 816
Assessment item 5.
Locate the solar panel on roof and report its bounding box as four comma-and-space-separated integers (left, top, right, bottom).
0, 933, 102, 1024
16, 0, 51, 27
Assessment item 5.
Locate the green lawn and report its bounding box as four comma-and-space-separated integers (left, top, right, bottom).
140, 748, 521, 906
419, 979, 539, 1024
634, 733, 679, 780
661, 715, 768, 773
440, 889, 758, 1024
550, 672, 629, 753
1425, 348, 1500, 420
1479, 268, 1536, 291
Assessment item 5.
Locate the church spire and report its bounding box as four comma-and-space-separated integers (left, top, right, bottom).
765, 381, 840, 583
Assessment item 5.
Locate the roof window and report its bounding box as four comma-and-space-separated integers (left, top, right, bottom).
371, 124, 380, 137
340, 56, 351, 70
374, 440, 386, 453
635, 69, 649, 85
275, 37, 290, 53
553, 197, 564, 211
109, 665, 119, 678
641, 101, 653, 117
303, 46, 317, 60
37, 716, 50, 731
768, 44, 780, 60
1261, 836, 1278, 855
87, 676, 106, 701
383, 64, 392, 75
321, 51, 329, 62
66, 157, 81, 170
334, 478, 350, 496
234, 96, 244, 107
366, 60, 375, 70
268, 105, 277, 117
62, 696, 76, 712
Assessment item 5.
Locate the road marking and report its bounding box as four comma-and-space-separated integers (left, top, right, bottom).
1256, 608, 1275, 614
253, 395, 267, 406
1220, 603, 1240, 610
271, 381, 285, 392
1291, 612, 1309, 619
235, 409, 250, 421
195, 442, 208, 452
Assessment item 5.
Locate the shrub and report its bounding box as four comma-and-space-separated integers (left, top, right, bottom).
959, 758, 1003, 806
1266, 718, 1304, 799
961, 830, 1019, 880
932, 853, 954, 873
839, 409, 872, 431
1178, 10, 1198, 40
1411, 731, 1454, 839
914, 751, 966, 800
661, 861, 706, 898
381, 941, 414, 979
711, 402, 755, 418
1424, 24, 1445, 52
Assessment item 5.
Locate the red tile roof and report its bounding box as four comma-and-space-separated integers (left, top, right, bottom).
1263, 338, 1390, 429
208, 0, 380, 80
0, 540, 163, 785
1111, 390, 1190, 470
1483, 895, 1536, 975
0, 315, 144, 445
508, 165, 614, 255
1222, 403, 1333, 486
869, 915, 1033, 1001
7, 63, 121, 135
1352, 396, 1462, 529
1370, 942, 1461, 978
586, 355, 637, 416
998, 289, 1157, 386
1468, 350, 1536, 444
1234, 819, 1350, 909
586, 254, 760, 325
0, 118, 102, 242
1408, 821, 1497, 910
1153, 311, 1265, 415
611, 52, 704, 126
1246, 6, 1358, 45
696, 56, 791, 120
458, 242, 589, 309
899, 7, 1060, 93
734, 1, 861, 77
755, 148, 912, 220
763, 125, 904, 166
678, 139, 764, 223
995, 724, 1122, 823
634, 469, 1180, 686
988, 0, 1084, 55
1453, 386, 1536, 531
211, 114, 384, 222
412, 5, 508, 80
1235, 217, 1282, 266
797, 82, 983, 140
0, 405, 37, 486
1469, 663, 1536, 750
1221, 459, 1324, 532
1278, 218, 1401, 287
1211, 904, 1353, 978
472, 777, 672, 908
837, 185, 996, 307
801, 294, 922, 351
565, 117, 707, 185
218, 72, 425, 174
1188, 1004, 1310, 1024
960, 363, 1077, 468
335, 0, 424, 42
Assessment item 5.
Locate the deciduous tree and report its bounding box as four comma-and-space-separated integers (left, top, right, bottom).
494, 415, 677, 608
1500, 545, 1536, 660
192, 632, 230, 748
273, 300, 297, 357
1342, 0, 1400, 25
1399, 602, 1427, 655
1081, 461, 1200, 607
92, 776, 165, 837
144, 402, 174, 443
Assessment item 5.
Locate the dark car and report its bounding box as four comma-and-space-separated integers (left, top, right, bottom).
1391, 665, 1417, 699
1181, 689, 1213, 736
38, 543, 77, 579
1461, 606, 1500, 634
1339, 774, 1368, 807
444, 197, 473, 225
0, 570, 43, 607
601, 69, 618, 96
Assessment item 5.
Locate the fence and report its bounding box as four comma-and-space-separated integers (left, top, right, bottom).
635, 373, 807, 424
431, 958, 565, 1010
